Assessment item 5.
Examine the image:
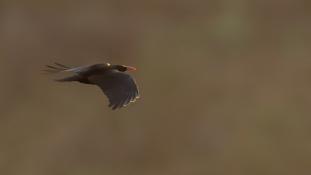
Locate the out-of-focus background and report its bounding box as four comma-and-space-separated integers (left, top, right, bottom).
0, 1, 311, 175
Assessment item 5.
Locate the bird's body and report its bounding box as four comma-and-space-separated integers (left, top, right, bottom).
45, 63, 139, 110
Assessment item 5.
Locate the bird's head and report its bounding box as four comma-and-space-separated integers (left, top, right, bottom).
111, 64, 137, 72
91, 63, 111, 70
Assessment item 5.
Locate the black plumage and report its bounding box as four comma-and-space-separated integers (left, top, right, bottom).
44, 63, 139, 110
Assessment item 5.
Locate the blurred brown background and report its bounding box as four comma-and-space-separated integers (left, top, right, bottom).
0, 1, 311, 175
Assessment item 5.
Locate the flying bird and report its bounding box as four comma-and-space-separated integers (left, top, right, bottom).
44, 62, 139, 110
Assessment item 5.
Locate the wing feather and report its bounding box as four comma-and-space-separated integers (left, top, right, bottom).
88, 71, 139, 110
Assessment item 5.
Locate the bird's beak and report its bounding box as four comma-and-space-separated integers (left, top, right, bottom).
126, 66, 137, 71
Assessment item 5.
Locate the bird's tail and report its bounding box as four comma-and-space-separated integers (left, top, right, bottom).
54, 75, 80, 82
43, 62, 71, 74
43, 62, 80, 82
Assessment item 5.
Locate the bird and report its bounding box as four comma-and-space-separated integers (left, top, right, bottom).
44, 62, 139, 110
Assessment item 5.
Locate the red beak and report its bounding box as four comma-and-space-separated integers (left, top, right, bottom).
126, 66, 137, 71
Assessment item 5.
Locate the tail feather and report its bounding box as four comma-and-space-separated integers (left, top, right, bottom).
45, 63, 71, 73
45, 62, 80, 82
55, 75, 80, 82
54, 62, 70, 69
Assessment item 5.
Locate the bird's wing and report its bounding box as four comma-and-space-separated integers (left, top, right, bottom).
89, 71, 139, 110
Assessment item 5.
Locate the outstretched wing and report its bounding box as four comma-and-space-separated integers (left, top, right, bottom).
89, 70, 139, 110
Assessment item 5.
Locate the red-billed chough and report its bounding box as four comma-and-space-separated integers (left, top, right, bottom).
44, 63, 139, 110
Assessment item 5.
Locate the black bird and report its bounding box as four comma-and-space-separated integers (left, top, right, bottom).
45, 63, 139, 110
